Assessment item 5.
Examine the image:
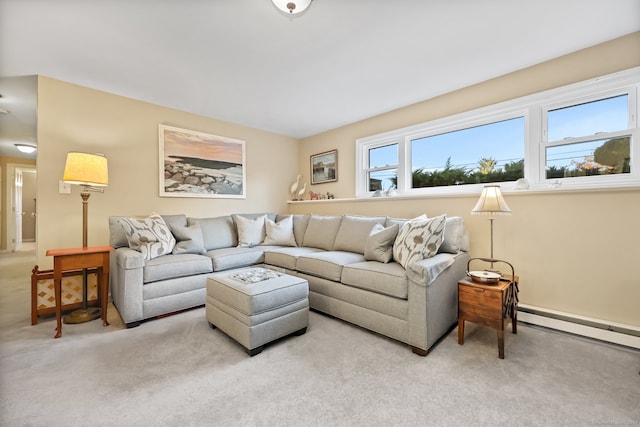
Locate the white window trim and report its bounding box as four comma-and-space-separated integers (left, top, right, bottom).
355, 67, 640, 198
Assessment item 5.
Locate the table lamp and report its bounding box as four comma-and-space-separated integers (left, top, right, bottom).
62, 152, 109, 323
471, 184, 511, 272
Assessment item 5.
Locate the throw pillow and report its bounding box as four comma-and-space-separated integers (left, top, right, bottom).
170, 223, 206, 255
392, 214, 447, 269
364, 223, 399, 263
234, 214, 266, 247
438, 216, 466, 254
117, 213, 176, 260
263, 216, 297, 247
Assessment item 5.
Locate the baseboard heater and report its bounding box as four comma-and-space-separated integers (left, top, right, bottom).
518, 304, 640, 350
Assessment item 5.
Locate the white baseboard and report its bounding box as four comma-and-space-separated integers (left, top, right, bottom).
518, 304, 640, 350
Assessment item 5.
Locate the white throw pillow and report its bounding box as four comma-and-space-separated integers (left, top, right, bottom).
117, 213, 176, 260
392, 214, 447, 269
364, 223, 399, 263
263, 216, 297, 247
234, 215, 266, 247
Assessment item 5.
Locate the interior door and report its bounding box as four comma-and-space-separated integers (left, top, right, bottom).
13, 168, 23, 251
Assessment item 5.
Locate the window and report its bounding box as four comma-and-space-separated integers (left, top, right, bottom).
410, 117, 524, 188
366, 143, 397, 191
543, 94, 632, 180
356, 68, 640, 197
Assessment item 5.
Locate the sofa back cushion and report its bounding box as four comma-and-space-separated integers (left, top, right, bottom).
302, 215, 343, 250
188, 216, 237, 250
333, 215, 387, 254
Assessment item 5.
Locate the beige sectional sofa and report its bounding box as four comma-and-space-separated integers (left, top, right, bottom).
108, 212, 469, 355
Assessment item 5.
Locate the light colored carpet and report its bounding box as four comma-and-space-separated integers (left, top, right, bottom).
1, 248, 639, 426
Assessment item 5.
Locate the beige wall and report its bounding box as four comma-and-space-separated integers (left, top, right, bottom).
292, 32, 640, 327
36, 77, 299, 269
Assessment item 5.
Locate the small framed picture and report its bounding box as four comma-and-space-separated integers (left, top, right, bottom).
310, 149, 338, 184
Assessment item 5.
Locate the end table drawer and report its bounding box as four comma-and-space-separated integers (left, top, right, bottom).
458, 300, 503, 329
458, 284, 502, 309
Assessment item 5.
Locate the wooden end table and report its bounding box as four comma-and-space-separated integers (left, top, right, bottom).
45, 246, 114, 338
457, 275, 519, 359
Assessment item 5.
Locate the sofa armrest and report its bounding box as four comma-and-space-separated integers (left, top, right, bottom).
110, 247, 145, 325
406, 253, 457, 287
113, 247, 145, 269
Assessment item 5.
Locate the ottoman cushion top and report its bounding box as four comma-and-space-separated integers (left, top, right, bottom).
207, 268, 308, 316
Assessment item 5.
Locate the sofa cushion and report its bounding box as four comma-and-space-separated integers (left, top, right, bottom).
143, 253, 212, 284
364, 223, 399, 263
296, 251, 366, 282
385, 214, 427, 229
205, 246, 269, 272
263, 247, 324, 270
302, 215, 343, 250
189, 216, 237, 250
118, 213, 176, 260
288, 214, 311, 246
233, 214, 266, 247
341, 261, 408, 299
263, 216, 297, 247
333, 215, 386, 254
392, 214, 446, 269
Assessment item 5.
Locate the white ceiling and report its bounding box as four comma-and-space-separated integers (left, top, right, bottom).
1, 0, 639, 159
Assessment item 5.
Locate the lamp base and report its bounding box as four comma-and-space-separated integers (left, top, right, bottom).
63, 307, 101, 324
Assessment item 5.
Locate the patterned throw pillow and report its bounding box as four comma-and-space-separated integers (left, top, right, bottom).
118, 213, 176, 260
263, 216, 297, 247
392, 214, 447, 269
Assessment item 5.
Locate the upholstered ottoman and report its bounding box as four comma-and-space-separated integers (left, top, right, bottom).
206, 267, 309, 356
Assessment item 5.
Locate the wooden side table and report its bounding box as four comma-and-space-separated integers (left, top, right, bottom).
457, 275, 519, 359
45, 246, 114, 338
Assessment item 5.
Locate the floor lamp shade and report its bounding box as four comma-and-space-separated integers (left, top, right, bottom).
63, 152, 109, 187
471, 185, 511, 214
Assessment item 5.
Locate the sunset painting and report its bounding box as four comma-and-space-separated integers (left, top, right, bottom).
159, 125, 246, 198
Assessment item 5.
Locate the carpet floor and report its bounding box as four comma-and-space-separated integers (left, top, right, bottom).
1, 248, 639, 426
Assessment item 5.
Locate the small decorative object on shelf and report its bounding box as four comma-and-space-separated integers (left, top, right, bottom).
290, 174, 302, 200
458, 257, 519, 359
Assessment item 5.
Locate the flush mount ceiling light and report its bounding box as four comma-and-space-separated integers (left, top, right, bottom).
272, 0, 312, 15
15, 143, 37, 154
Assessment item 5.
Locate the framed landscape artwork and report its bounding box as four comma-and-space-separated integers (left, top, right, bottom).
311, 149, 338, 184
159, 125, 246, 198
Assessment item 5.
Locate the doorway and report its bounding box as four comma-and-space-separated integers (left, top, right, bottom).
5, 164, 37, 252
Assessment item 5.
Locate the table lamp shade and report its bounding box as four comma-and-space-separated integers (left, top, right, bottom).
63, 152, 108, 186
471, 185, 511, 214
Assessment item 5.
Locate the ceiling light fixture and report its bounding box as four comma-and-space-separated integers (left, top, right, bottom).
15, 143, 37, 154
272, 0, 312, 15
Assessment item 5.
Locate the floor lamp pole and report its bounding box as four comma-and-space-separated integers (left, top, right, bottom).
63, 188, 101, 323
489, 217, 496, 272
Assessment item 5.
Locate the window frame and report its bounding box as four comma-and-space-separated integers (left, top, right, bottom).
355, 67, 640, 198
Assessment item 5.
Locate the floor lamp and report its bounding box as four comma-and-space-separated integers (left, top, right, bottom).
62, 152, 109, 323
471, 184, 511, 272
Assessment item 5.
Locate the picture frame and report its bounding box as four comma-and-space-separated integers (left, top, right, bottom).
159, 125, 246, 198
310, 149, 338, 184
